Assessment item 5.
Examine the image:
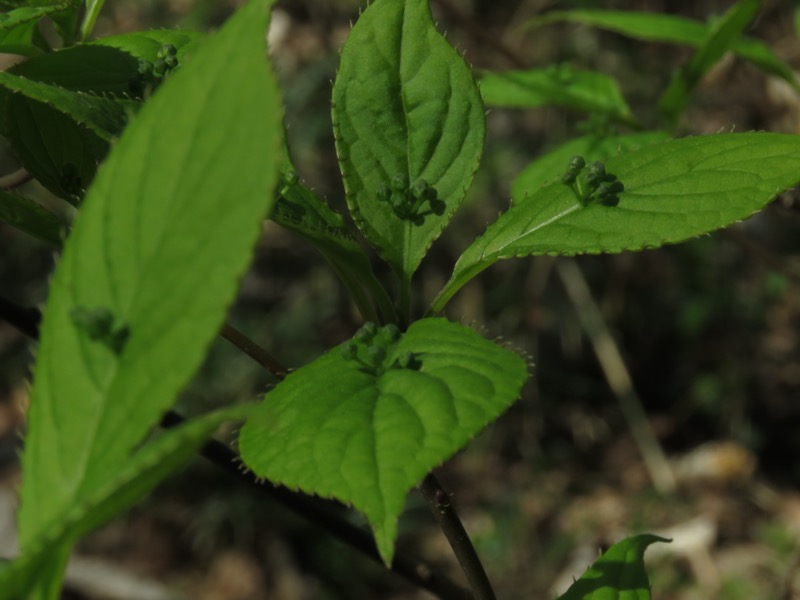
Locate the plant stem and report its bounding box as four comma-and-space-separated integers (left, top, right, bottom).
79, 0, 107, 42
0, 168, 32, 190
220, 323, 288, 379
0, 297, 474, 600
398, 270, 412, 328
419, 473, 496, 600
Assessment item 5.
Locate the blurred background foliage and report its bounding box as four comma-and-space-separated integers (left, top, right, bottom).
2, 0, 800, 598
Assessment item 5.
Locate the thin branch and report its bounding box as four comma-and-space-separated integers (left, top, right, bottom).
556, 259, 676, 493
220, 323, 288, 379
0, 297, 473, 600
419, 473, 496, 600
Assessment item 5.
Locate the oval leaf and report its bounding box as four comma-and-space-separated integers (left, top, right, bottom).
17, 0, 280, 557
432, 133, 800, 311
238, 318, 529, 564
332, 0, 485, 278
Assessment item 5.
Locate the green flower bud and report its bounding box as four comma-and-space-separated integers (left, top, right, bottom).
284, 170, 299, 186
601, 195, 620, 207
391, 174, 409, 192
568, 155, 586, 170
340, 341, 358, 360
410, 179, 429, 200
584, 161, 606, 187
366, 345, 386, 364
425, 186, 438, 202
391, 192, 408, 216
355, 322, 377, 342
430, 199, 446, 216
376, 185, 392, 202
377, 324, 400, 344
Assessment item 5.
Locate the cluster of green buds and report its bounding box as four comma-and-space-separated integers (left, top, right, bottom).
376, 175, 445, 224
561, 156, 624, 207
130, 44, 180, 96
340, 322, 421, 376
70, 306, 130, 355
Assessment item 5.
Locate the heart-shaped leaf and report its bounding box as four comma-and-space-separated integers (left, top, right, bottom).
238, 318, 528, 564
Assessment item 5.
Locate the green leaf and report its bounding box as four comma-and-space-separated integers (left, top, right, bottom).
2, 95, 110, 203
238, 318, 529, 565
273, 176, 396, 323
17, 0, 279, 576
659, 0, 760, 129
332, 0, 485, 280
9, 44, 146, 97
431, 133, 800, 312
1, 405, 248, 598
556, 534, 669, 600
92, 29, 203, 62
479, 66, 634, 124
527, 9, 797, 89
0, 3, 74, 55
511, 132, 669, 202
0, 71, 130, 139
0, 190, 64, 245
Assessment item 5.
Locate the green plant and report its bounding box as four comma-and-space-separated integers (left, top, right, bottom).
0, 0, 798, 598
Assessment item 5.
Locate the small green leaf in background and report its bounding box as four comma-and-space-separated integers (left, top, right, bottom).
0, 3, 75, 55
511, 132, 668, 201
659, 0, 760, 129
556, 534, 670, 600
332, 0, 485, 282
0, 190, 64, 245
479, 66, 635, 125
239, 318, 529, 565
13, 0, 281, 595
526, 9, 797, 90
431, 133, 800, 312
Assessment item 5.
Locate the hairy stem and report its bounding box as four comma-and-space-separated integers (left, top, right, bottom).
419, 473, 496, 600
220, 323, 288, 379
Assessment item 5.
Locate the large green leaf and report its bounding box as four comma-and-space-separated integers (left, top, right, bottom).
0, 190, 64, 245
511, 132, 669, 202
430, 133, 800, 312
273, 176, 396, 323
17, 0, 279, 577
239, 318, 529, 565
331, 0, 485, 281
527, 9, 797, 89
1, 406, 249, 599
479, 66, 634, 124
557, 535, 669, 600
659, 0, 760, 129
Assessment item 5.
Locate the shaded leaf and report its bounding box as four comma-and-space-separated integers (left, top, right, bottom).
659, 0, 760, 129
239, 318, 529, 565
273, 176, 396, 323
479, 66, 634, 124
527, 9, 797, 89
0, 190, 64, 245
